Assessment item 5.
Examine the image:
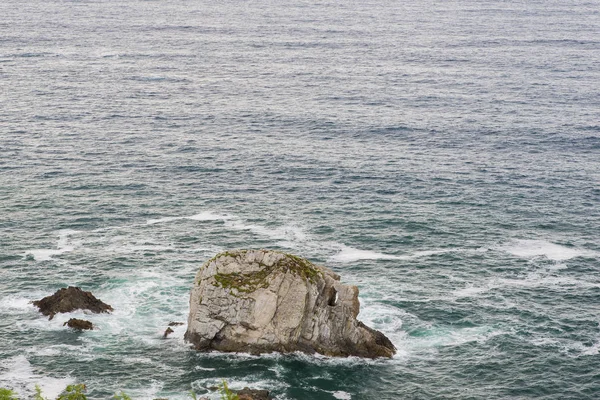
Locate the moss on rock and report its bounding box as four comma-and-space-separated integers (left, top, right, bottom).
209, 250, 322, 295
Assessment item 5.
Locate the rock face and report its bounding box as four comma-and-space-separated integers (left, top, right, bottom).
184, 250, 396, 358
33, 286, 113, 320
63, 318, 94, 330
236, 388, 273, 400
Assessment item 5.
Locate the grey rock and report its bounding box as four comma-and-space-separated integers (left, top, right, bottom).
184, 250, 396, 358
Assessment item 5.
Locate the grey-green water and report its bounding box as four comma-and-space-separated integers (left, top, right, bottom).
1, 0, 599, 398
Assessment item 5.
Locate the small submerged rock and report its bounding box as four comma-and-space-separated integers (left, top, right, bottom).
163, 327, 174, 338
33, 286, 113, 320
63, 318, 94, 330
185, 249, 396, 358
168, 321, 184, 326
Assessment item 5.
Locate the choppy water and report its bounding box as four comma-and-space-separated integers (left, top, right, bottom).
1, 0, 599, 398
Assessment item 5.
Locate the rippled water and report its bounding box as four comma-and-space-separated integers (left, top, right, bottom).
1, 0, 599, 399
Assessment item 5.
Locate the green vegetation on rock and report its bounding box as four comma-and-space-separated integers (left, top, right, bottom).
210, 250, 322, 295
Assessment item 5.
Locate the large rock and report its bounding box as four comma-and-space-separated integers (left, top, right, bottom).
184, 250, 396, 358
33, 286, 113, 320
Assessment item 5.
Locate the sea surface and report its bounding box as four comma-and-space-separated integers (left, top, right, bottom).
1, 0, 599, 399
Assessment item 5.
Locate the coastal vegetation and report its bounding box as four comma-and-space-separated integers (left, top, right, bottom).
208, 250, 322, 295
0, 385, 88, 400
0, 380, 243, 400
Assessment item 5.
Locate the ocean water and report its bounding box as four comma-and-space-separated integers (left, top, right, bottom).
1, 0, 599, 398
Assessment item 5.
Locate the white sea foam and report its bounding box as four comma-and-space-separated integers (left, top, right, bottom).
146, 216, 183, 225
224, 219, 308, 243
24, 230, 81, 261
405, 326, 503, 351
328, 245, 402, 263
145, 210, 446, 274
19, 308, 104, 333
496, 239, 598, 261
145, 211, 308, 257
187, 211, 233, 221
453, 273, 600, 299
536, 335, 600, 358
453, 285, 492, 298
122, 356, 155, 365
0, 295, 35, 314
147, 211, 232, 225
580, 340, 600, 356
26, 347, 62, 357
359, 301, 405, 332
107, 242, 174, 253
25, 248, 67, 261
328, 244, 457, 263
500, 275, 600, 290
24, 344, 83, 357
355, 301, 407, 359
333, 391, 352, 400
85, 272, 190, 348
146, 211, 311, 249
194, 366, 216, 371
127, 380, 163, 400
0, 355, 74, 398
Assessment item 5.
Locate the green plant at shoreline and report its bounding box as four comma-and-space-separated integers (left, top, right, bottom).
218, 380, 239, 400
34, 385, 46, 400
112, 392, 132, 400
0, 388, 18, 400
0, 384, 87, 400
0, 383, 244, 400
56, 384, 87, 400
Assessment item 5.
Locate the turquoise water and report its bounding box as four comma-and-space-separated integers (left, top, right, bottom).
1, 0, 599, 398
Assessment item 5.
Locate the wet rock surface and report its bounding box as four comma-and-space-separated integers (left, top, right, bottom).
63, 318, 94, 330
235, 387, 273, 400
163, 327, 174, 338
33, 286, 113, 320
185, 250, 396, 358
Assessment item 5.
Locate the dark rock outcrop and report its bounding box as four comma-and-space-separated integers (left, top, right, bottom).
163, 327, 174, 338
63, 318, 94, 330
33, 286, 113, 320
236, 387, 273, 400
168, 321, 184, 326
184, 250, 396, 358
